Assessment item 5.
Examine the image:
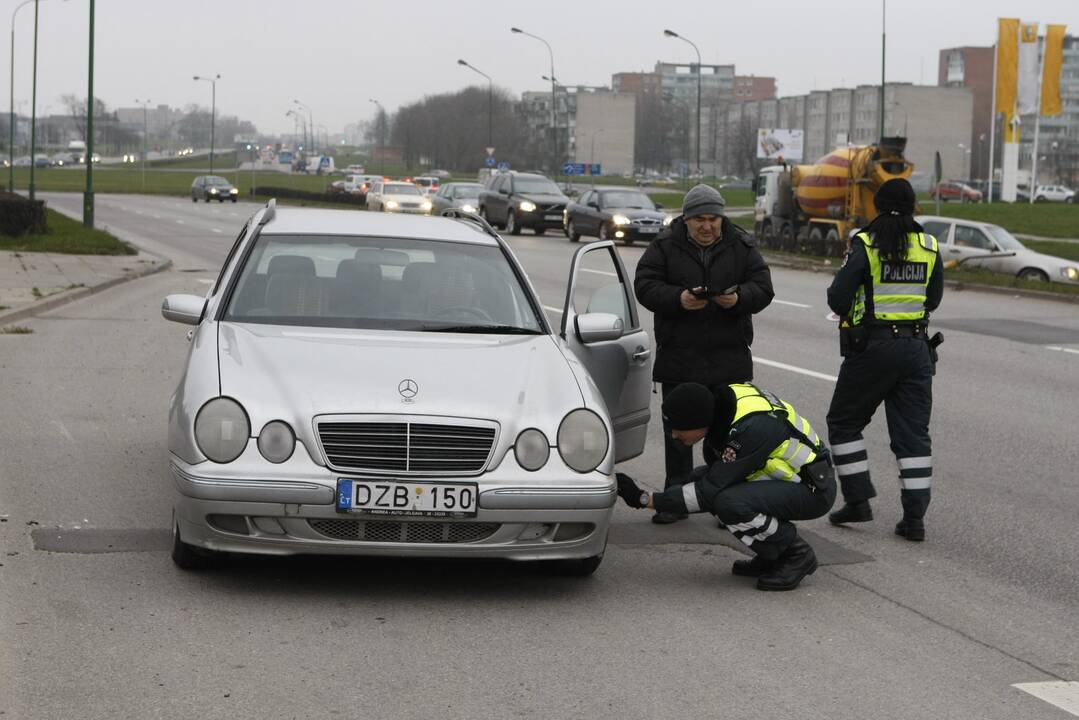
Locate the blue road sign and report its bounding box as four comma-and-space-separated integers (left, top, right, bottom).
484, 156, 496, 168
563, 162, 585, 175
589, 164, 601, 176
498, 161, 511, 171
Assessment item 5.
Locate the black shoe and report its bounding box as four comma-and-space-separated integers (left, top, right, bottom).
651, 511, 688, 524
895, 518, 926, 542
756, 539, 818, 591
731, 554, 775, 577
829, 500, 873, 525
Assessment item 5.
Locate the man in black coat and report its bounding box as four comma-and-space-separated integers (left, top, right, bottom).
634, 184, 775, 523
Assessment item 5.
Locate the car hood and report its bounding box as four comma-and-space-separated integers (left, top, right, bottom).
606, 207, 665, 220
216, 323, 585, 428
519, 193, 568, 204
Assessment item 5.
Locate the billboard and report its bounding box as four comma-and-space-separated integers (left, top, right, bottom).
756, 128, 804, 161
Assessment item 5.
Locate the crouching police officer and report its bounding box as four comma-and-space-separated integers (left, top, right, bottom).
616, 382, 836, 591
825, 178, 944, 541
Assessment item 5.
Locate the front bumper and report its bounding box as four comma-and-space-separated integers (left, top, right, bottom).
516, 209, 565, 229
170, 457, 615, 561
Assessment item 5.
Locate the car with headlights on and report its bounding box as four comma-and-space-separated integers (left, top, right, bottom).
365, 180, 432, 214
191, 175, 239, 203
429, 182, 485, 215
917, 215, 1079, 284
478, 172, 569, 235
161, 202, 651, 574
564, 187, 670, 245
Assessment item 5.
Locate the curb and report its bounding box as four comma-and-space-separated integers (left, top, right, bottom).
0, 255, 173, 327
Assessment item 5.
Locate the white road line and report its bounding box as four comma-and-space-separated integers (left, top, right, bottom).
543, 306, 563, 314
211, 228, 223, 233
51, 419, 74, 442
152, 214, 161, 219
756, 357, 838, 383
175, 220, 185, 225
196, 279, 214, 285
582, 268, 618, 278
774, 299, 812, 308
1046, 345, 1079, 355
1013, 682, 1079, 717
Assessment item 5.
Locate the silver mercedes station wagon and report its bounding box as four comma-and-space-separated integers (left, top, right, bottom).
162, 201, 652, 575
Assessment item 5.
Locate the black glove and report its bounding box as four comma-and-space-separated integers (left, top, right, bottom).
616, 473, 650, 509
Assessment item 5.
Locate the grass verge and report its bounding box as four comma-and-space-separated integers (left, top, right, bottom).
917, 201, 1079, 239
0, 208, 135, 255
1, 325, 33, 334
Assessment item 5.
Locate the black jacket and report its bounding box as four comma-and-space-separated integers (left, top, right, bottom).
634, 216, 774, 385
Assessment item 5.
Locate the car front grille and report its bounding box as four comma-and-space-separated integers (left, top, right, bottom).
317, 421, 496, 475
308, 519, 500, 543
635, 217, 663, 226
538, 203, 565, 214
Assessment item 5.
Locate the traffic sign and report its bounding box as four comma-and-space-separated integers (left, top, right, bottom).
486, 146, 496, 157
563, 162, 585, 175
589, 164, 601, 176
484, 156, 496, 168
498, 161, 511, 171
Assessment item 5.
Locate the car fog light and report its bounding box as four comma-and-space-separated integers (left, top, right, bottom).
257, 420, 296, 463
517, 523, 552, 541
518, 200, 537, 212
515, 428, 550, 471
194, 397, 250, 463
557, 409, 608, 473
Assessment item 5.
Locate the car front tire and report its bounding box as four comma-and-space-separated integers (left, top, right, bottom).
171, 520, 220, 571
191, 196, 197, 203
566, 219, 581, 242
506, 210, 520, 235
1018, 268, 1049, 282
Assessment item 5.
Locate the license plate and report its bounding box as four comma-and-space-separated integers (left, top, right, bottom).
639, 226, 660, 233
336, 479, 478, 518
544, 214, 561, 221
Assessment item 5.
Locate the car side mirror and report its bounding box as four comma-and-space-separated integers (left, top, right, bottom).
654, 202, 663, 210
575, 312, 624, 343
588, 201, 599, 209
499, 187, 510, 195
162, 294, 207, 325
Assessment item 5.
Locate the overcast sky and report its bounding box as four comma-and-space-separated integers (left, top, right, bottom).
6, 0, 1078, 135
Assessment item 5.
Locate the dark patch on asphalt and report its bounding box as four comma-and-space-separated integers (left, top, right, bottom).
32, 527, 169, 553
932, 318, 1079, 345
610, 517, 872, 566
178, 268, 208, 273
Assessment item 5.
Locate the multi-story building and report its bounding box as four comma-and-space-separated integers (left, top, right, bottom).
655, 60, 735, 173
518, 84, 612, 173
938, 46, 994, 181
612, 72, 662, 96
734, 75, 777, 102
573, 93, 636, 176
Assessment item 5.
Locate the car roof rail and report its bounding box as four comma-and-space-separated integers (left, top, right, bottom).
258, 198, 276, 226
441, 208, 501, 242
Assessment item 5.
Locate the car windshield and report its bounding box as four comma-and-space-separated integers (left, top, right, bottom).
385, 184, 421, 195
600, 191, 653, 209
514, 177, 561, 194
223, 233, 545, 333
986, 225, 1026, 251
453, 185, 482, 198
206, 176, 231, 186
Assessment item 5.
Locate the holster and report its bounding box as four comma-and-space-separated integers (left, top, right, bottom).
928, 331, 944, 364
799, 457, 835, 494
839, 325, 868, 357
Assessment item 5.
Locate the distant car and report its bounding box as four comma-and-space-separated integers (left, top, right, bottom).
13, 156, 31, 168
430, 182, 485, 215
428, 169, 452, 179
365, 181, 432, 214
191, 175, 239, 203
160, 203, 651, 575
563, 187, 671, 245
917, 215, 1079, 284
929, 181, 983, 203
33, 154, 50, 168
478, 171, 569, 235
1033, 185, 1075, 203
413, 175, 441, 197
345, 164, 366, 175
327, 180, 347, 195
50, 153, 70, 167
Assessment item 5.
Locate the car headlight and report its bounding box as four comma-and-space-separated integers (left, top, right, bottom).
518, 200, 537, 212
612, 214, 631, 226
209, 188, 218, 194
460, 203, 476, 213
663, 216, 673, 226
514, 428, 550, 471
557, 408, 609, 474
1062, 266, 1079, 281
257, 421, 295, 463
230, 188, 238, 194
421, 200, 432, 211
386, 200, 399, 209
194, 397, 250, 464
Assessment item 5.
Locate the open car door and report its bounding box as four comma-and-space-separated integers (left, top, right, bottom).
561, 240, 652, 462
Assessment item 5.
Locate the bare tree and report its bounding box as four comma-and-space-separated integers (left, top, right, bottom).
60, 93, 108, 142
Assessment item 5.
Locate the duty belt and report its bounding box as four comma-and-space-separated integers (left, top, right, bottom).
866, 323, 927, 340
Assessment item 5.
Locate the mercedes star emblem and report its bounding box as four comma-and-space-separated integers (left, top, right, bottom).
398, 379, 419, 399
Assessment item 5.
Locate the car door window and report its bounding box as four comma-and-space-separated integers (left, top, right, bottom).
579, 191, 593, 206
571, 245, 635, 331
920, 220, 951, 244
953, 225, 992, 250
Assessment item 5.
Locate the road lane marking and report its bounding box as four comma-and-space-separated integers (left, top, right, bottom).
211, 228, 223, 233
152, 214, 161, 219
51, 419, 74, 443
197, 279, 214, 285
175, 220, 185, 225
582, 268, 618, 277
774, 299, 812, 308
755, 357, 838, 383
1013, 682, 1079, 717
1046, 345, 1079, 355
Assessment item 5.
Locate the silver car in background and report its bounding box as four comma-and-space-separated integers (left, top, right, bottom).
918, 215, 1079, 284
161, 202, 652, 575
429, 182, 485, 215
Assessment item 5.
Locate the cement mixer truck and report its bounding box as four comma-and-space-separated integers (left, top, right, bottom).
753, 137, 913, 257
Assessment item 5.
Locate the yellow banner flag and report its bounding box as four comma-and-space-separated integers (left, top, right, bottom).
1041, 24, 1067, 116
995, 18, 1019, 116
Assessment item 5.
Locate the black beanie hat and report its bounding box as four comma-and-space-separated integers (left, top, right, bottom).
874, 178, 916, 216
662, 382, 715, 431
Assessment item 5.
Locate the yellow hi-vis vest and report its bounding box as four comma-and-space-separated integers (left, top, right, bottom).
729, 383, 823, 483
850, 231, 939, 325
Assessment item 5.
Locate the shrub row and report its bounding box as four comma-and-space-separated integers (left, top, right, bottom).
0, 191, 47, 237
252, 186, 366, 207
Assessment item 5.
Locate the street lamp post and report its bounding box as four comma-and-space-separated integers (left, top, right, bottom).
293, 99, 314, 153
8, 0, 36, 191
369, 98, 384, 176
83, 0, 93, 226
193, 74, 220, 175
664, 28, 701, 177
27, 0, 40, 200
135, 98, 149, 191
457, 58, 492, 150
511, 27, 558, 177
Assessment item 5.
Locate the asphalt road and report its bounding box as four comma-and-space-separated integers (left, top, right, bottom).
1, 193, 1077, 719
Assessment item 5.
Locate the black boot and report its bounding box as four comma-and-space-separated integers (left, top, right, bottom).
829, 500, 873, 525
651, 510, 687, 524
895, 518, 926, 541
756, 538, 818, 591
731, 554, 774, 577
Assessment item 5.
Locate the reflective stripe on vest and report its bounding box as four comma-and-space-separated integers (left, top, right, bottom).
850, 231, 938, 325
728, 383, 822, 483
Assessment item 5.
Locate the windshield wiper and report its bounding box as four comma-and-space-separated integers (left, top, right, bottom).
422, 324, 542, 335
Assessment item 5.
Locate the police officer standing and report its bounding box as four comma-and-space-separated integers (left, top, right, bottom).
634, 184, 774, 524
825, 178, 943, 541
616, 382, 836, 591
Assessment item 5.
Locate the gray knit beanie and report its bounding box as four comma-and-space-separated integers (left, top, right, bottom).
681, 184, 726, 219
